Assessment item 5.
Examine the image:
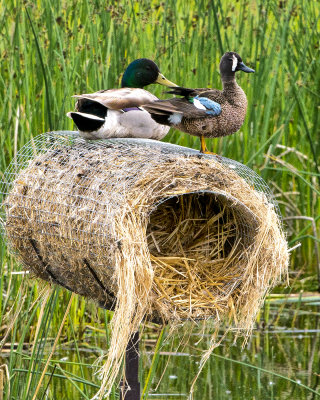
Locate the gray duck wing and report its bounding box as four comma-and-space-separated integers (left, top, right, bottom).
166, 86, 211, 97
194, 89, 225, 104
143, 98, 208, 119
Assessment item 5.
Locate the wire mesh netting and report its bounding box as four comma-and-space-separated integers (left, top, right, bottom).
0, 130, 281, 232
0, 131, 286, 317
0, 131, 288, 396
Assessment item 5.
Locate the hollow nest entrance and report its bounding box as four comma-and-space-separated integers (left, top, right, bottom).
147, 192, 255, 321
1, 134, 287, 328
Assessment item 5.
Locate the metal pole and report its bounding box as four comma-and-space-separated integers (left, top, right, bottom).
120, 331, 140, 400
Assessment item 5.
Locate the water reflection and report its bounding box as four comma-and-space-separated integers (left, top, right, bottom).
143, 303, 320, 399
2, 303, 319, 399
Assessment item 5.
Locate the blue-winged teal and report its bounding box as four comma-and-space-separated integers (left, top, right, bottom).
67, 59, 178, 140
143, 52, 254, 153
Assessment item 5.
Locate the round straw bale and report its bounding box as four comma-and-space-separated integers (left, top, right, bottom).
1, 132, 289, 396
3, 133, 288, 327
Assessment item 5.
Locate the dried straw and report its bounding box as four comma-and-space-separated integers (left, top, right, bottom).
2, 136, 288, 398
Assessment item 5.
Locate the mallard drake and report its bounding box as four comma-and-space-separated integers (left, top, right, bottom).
142, 52, 254, 153
67, 58, 177, 140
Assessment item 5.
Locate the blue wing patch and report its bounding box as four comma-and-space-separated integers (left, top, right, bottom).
194, 96, 222, 116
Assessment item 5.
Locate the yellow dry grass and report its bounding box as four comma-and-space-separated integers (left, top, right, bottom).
148, 195, 243, 321
3, 136, 289, 398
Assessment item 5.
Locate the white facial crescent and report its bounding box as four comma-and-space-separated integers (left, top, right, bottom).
232, 55, 238, 72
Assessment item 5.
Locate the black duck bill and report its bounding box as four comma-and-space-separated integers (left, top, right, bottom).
236, 62, 255, 73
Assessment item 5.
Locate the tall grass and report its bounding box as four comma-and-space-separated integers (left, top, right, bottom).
1, 0, 319, 275
0, 0, 319, 398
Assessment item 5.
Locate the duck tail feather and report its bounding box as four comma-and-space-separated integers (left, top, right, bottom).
165, 86, 196, 97
67, 112, 105, 132
142, 102, 182, 115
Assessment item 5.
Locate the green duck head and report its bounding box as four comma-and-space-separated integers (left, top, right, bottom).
220, 52, 255, 79
121, 58, 177, 88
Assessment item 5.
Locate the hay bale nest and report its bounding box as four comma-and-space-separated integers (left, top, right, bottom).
2, 132, 288, 396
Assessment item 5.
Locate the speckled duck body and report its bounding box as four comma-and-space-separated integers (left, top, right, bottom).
142, 52, 254, 146
176, 79, 248, 138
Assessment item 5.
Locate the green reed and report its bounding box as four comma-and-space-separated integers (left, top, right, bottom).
0, 0, 319, 398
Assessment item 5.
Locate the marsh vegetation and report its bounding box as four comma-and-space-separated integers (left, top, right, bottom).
0, 0, 319, 398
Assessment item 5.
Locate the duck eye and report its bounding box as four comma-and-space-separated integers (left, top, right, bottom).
228, 58, 233, 61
